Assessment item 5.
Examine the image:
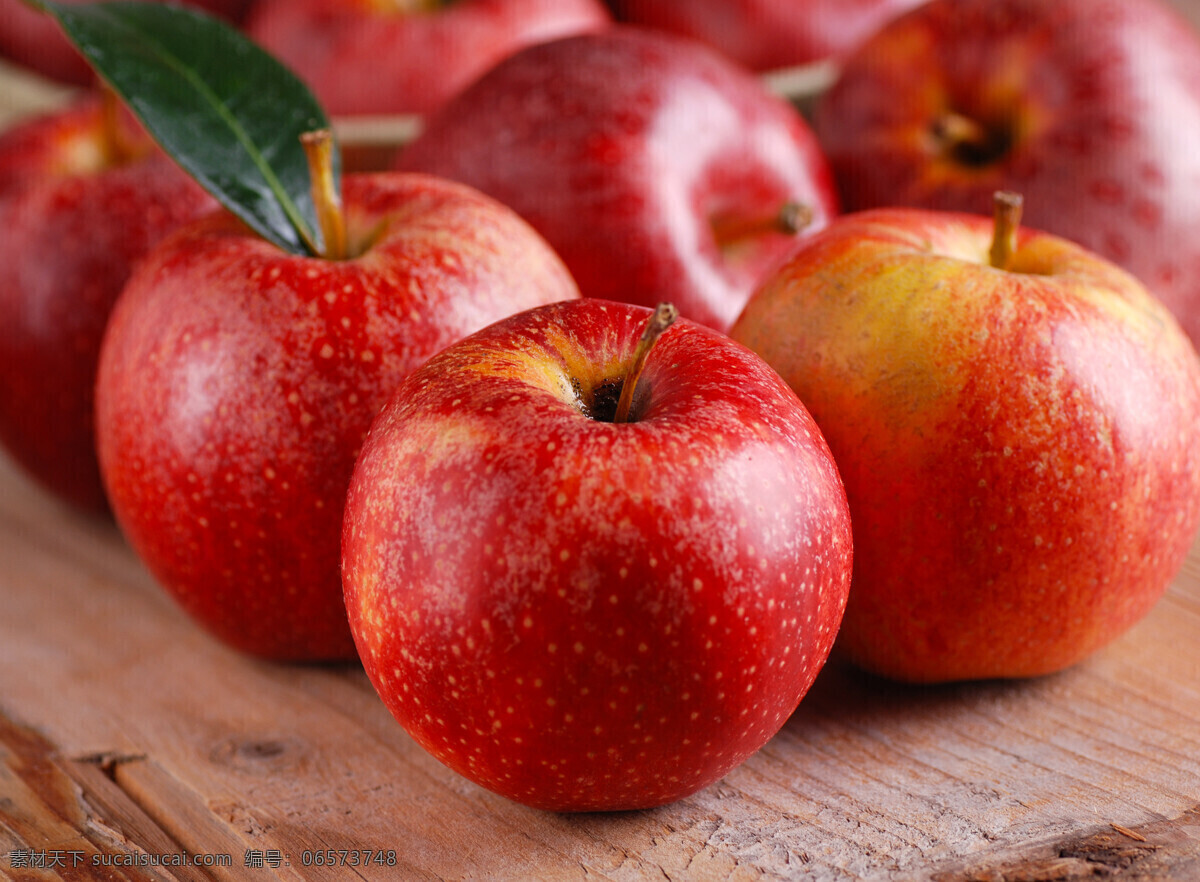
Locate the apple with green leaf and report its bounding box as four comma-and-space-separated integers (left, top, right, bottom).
731, 193, 1200, 683
244, 0, 612, 117
812, 0, 1200, 345
26, 1, 579, 660
0, 95, 216, 512
342, 298, 853, 811
396, 26, 839, 333
97, 167, 576, 660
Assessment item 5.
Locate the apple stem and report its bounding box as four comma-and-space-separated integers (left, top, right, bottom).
613, 303, 678, 424
989, 190, 1024, 271
382, 0, 442, 12
99, 87, 142, 166
713, 201, 814, 244
300, 129, 347, 261
777, 201, 815, 235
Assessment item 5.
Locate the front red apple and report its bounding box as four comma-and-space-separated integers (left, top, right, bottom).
96, 172, 578, 661
731, 202, 1200, 683
342, 298, 853, 811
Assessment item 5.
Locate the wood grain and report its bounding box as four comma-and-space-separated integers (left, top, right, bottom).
2, 436, 1200, 881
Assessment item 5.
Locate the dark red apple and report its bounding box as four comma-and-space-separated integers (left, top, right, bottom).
396, 26, 839, 333
607, 0, 927, 70
243, 0, 613, 117
812, 0, 1200, 345
731, 195, 1200, 683
0, 96, 217, 512
342, 297, 853, 811
0, 0, 253, 86
95, 171, 579, 661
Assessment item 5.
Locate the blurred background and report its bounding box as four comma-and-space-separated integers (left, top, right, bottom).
5, 0, 1200, 130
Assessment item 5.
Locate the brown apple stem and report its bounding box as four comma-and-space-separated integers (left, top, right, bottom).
382, 0, 442, 12
300, 129, 347, 261
714, 201, 814, 244
99, 87, 141, 166
777, 201, 815, 235
989, 191, 1024, 271
613, 303, 678, 424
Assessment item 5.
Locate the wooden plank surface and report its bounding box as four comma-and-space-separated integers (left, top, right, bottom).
2, 441, 1200, 882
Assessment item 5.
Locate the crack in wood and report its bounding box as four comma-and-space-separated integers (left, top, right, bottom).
0, 708, 200, 881
72, 751, 151, 773
933, 804, 1200, 881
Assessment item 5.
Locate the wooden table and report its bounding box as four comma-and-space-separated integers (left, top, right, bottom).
3, 447, 1200, 882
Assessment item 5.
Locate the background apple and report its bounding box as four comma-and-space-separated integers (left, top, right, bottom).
606, 0, 927, 70
95, 171, 579, 661
0, 0, 253, 86
811, 0, 1200, 346
342, 297, 853, 811
730, 197, 1200, 683
243, 0, 612, 117
396, 26, 839, 333
0, 96, 216, 513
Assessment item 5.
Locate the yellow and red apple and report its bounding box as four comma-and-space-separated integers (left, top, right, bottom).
731, 195, 1200, 683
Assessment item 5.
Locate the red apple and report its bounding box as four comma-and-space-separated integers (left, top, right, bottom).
730, 195, 1200, 683
607, 0, 927, 70
95, 170, 579, 661
811, 0, 1200, 346
0, 0, 253, 86
243, 0, 613, 117
0, 96, 217, 512
396, 26, 839, 333
342, 297, 853, 811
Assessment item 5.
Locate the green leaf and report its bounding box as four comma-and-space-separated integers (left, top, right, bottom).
32, 0, 336, 256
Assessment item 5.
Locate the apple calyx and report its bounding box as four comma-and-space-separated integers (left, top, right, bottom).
931, 110, 1012, 168
612, 303, 678, 424
989, 190, 1024, 271
300, 129, 348, 261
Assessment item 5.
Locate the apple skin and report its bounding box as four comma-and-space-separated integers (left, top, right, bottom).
811, 0, 1200, 346
0, 0, 254, 86
395, 26, 839, 334
730, 206, 1200, 683
0, 98, 217, 513
342, 298, 853, 811
95, 172, 579, 662
243, 0, 612, 117
607, 0, 926, 70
